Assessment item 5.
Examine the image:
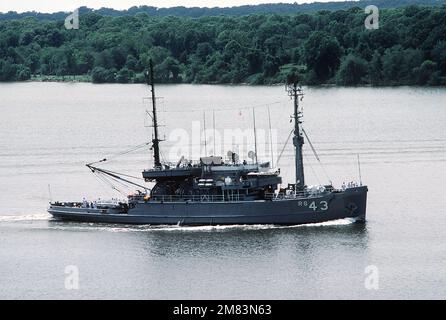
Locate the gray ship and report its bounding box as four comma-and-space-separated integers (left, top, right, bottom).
48, 62, 368, 225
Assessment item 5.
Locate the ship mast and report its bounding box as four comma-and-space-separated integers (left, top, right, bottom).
146, 59, 162, 169
286, 79, 305, 190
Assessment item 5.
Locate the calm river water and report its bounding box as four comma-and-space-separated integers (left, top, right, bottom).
0, 83, 445, 299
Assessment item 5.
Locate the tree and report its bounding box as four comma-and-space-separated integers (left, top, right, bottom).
20, 31, 35, 46
25, 53, 40, 74
91, 67, 116, 83
431, 41, 446, 74
147, 46, 170, 66
94, 50, 115, 69
369, 51, 383, 86
382, 46, 423, 84
47, 30, 63, 47
413, 60, 437, 85
0, 59, 18, 81
0, 5, 445, 85
125, 55, 138, 70
156, 57, 181, 82
196, 42, 212, 60
263, 54, 280, 77
16, 65, 31, 81
5, 30, 20, 47
76, 51, 94, 75
111, 47, 127, 70
116, 67, 133, 83
304, 31, 342, 82
336, 54, 368, 85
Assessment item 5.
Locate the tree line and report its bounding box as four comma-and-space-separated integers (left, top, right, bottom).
1, 1, 444, 20
1, 4, 446, 86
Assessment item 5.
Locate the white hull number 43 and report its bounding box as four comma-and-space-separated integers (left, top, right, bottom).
297, 200, 329, 211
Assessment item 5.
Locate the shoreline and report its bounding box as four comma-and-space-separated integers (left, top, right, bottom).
5, 79, 443, 88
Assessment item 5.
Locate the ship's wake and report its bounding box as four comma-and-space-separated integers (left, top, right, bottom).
47, 218, 356, 233
0, 213, 355, 231
0, 213, 51, 222
139, 219, 356, 232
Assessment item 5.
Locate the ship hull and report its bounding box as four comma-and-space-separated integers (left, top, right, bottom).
48, 187, 367, 225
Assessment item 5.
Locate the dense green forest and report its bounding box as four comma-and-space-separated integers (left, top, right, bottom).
1, 1, 445, 20
1, 4, 446, 85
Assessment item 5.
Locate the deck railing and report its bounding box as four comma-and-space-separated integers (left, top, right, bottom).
150, 194, 246, 203
264, 190, 332, 200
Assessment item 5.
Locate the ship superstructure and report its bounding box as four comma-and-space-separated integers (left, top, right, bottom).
48, 61, 368, 225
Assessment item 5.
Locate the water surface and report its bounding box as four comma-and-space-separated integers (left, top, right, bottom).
0, 83, 445, 299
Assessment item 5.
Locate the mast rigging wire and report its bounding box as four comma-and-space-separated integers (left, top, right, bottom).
302, 127, 332, 185
156, 101, 283, 114
303, 152, 322, 186
267, 106, 274, 168
276, 128, 294, 167
87, 165, 149, 191
86, 142, 153, 194
92, 170, 125, 197
87, 141, 151, 166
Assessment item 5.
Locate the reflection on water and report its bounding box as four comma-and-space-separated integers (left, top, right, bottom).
136, 221, 370, 259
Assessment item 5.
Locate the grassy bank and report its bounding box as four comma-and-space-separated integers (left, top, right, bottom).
30, 75, 92, 82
